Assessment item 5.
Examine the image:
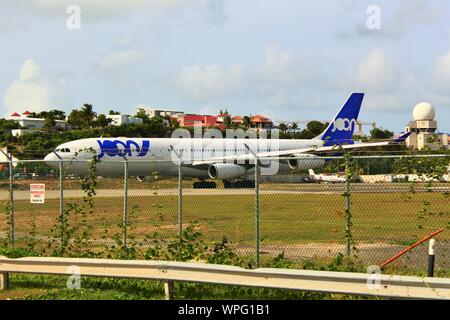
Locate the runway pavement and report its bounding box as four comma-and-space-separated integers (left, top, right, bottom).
2, 183, 448, 200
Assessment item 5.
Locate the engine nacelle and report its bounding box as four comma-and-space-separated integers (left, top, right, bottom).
137, 176, 146, 182
208, 163, 246, 180
287, 154, 326, 171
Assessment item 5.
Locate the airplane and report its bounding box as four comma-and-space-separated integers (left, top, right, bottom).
44, 93, 411, 188
308, 169, 347, 183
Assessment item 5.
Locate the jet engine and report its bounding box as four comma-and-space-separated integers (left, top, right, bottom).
208, 163, 246, 180
287, 154, 326, 171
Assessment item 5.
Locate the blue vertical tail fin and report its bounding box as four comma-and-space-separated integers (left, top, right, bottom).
316, 93, 364, 146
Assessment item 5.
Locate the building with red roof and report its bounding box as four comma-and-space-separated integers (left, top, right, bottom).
178, 114, 225, 131
231, 116, 243, 124
250, 115, 273, 130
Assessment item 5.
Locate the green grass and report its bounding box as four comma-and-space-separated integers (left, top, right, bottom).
4, 192, 449, 245
3, 255, 449, 300
2, 274, 337, 300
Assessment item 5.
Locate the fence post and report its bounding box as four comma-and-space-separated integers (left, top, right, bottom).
345, 177, 351, 257
164, 280, 175, 300
6, 152, 14, 248
255, 156, 260, 269
342, 152, 353, 258
0, 272, 9, 290
52, 152, 64, 243
178, 160, 183, 241
123, 158, 128, 248
428, 239, 436, 277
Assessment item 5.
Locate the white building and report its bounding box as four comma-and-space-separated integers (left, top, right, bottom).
405, 102, 448, 150
106, 114, 143, 126
8, 112, 67, 136
137, 107, 184, 119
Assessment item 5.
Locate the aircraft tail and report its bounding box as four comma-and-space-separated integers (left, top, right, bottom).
308, 169, 315, 177
315, 93, 364, 146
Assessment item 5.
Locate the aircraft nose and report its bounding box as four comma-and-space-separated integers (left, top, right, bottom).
44, 153, 58, 168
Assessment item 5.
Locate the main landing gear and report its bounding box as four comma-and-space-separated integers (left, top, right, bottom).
192, 180, 255, 189
193, 181, 217, 189
223, 180, 255, 189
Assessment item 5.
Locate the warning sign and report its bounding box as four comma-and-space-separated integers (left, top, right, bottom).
30, 184, 45, 204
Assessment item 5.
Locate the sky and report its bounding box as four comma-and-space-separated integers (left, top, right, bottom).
1, 0, 450, 133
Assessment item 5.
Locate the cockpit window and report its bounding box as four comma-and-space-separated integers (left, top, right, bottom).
55, 149, 60, 152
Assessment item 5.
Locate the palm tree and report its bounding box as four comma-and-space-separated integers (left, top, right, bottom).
290, 122, 298, 133
81, 104, 96, 128
243, 116, 251, 129
278, 122, 288, 133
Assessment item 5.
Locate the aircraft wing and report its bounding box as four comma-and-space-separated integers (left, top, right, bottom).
190, 132, 410, 166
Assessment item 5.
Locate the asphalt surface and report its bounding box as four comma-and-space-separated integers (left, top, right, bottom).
2, 183, 449, 200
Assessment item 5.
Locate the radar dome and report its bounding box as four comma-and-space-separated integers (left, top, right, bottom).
413, 102, 435, 121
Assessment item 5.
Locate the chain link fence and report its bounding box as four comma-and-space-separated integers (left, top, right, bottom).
0, 154, 449, 273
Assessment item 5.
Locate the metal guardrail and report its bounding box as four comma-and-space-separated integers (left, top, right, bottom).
1, 256, 450, 299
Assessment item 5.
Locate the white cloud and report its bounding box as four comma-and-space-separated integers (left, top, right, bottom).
5, 0, 226, 21
340, 0, 446, 39
176, 64, 246, 101
356, 49, 396, 90
19, 59, 41, 81
338, 49, 421, 112
256, 44, 333, 111
434, 50, 450, 81
262, 44, 296, 85
117, 33, 135, 48
98, 49, 146, 71
3, 59, 54, 115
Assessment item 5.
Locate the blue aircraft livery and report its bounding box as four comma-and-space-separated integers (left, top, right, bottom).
320, 93, 363, 146
97, 139, 150, 159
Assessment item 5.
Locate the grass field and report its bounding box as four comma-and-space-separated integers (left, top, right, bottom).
1, 186, 449, 300
3, 191, 449, 244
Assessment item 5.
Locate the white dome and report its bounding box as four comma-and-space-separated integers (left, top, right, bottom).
413, 102, 435, 121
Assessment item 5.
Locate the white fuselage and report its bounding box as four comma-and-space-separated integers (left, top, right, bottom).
44, 137, 326, 179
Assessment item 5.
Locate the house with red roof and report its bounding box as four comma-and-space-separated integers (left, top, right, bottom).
178, 114, 225, 131
250, 115, 273, 130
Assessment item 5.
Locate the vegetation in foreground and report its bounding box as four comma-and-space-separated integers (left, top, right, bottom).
0, 251, 375, 300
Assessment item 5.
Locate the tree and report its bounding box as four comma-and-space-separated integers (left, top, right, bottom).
30, 109, 66, 120
80, 104, 96, 128
370, 128, 394, 139
307, 121, 327, 136
224, 115, 232, 128
242, 116, 251, 129
108, 110, 120, 115
278, 123, 288, 133
48, 109, 66, 120
43, 113, 56, 132
0, 119, 19, 130
67, 104, 97, 129
290, 122, 298, 133
67, 109, 85, 129
135, 108, 150, 123
93, 114, 112, 128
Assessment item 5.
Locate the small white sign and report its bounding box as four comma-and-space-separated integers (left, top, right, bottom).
30, 184, 45, 204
